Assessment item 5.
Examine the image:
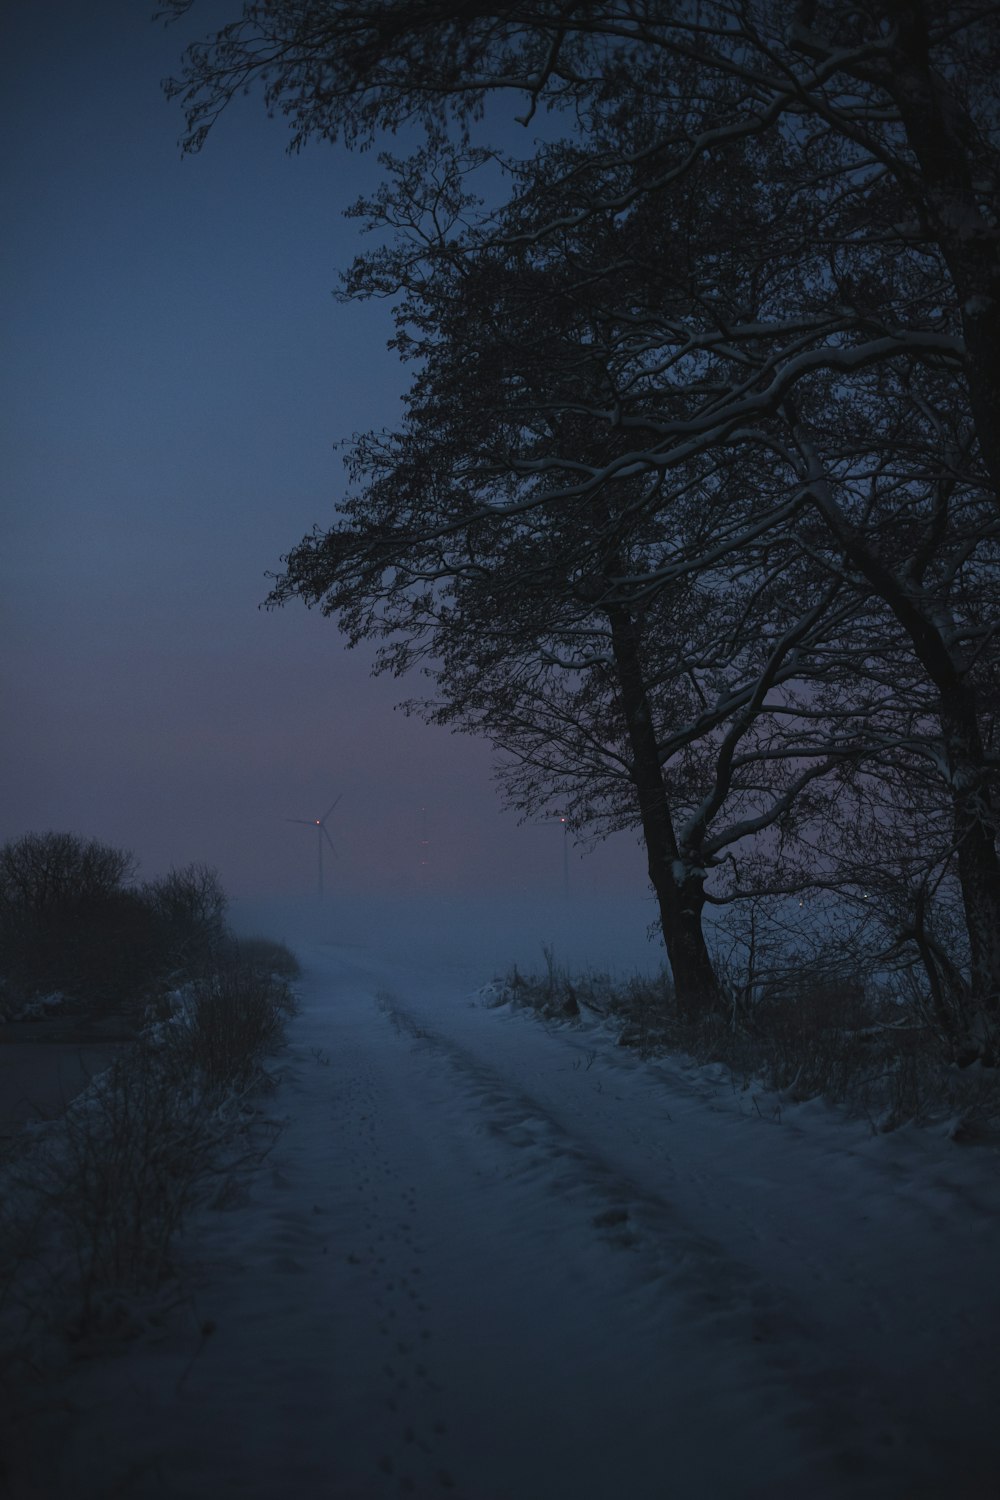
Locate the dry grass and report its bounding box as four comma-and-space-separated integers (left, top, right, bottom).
499, 952, 1000, 1135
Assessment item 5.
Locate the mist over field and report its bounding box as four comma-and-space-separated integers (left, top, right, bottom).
229, 888, 668, 985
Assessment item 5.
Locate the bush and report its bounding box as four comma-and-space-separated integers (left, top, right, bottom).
217, 933, 301, 980
0, 832, 154, 1007
64, 886, 170, 1006
142, 863, 228, 978
0, 838, 242, 1014
34, 1045, 216, 1318
0, 938, 297, 1375
168, 959, 297, 1098
0, 832, 301, 1424
0, 832, 135, 923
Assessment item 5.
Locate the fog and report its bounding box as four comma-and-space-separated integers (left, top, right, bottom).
230, 887, 669, 986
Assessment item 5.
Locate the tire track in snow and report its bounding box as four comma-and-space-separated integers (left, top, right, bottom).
30, 945, 990, 1500
369, 988, 957, 1498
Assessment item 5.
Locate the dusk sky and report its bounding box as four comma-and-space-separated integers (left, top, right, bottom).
2, 0, 652, 909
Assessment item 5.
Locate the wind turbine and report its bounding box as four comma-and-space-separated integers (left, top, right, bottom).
419, 805, 430, 874
533, 811, 571, 896
287, 794, 341, 898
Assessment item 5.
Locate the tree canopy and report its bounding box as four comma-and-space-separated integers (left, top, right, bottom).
165, 0, 1000, 1048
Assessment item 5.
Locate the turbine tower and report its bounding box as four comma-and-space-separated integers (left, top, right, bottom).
419, 805, 430, 875
287, 794, 341, 898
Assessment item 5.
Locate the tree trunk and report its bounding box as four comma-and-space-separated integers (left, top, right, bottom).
880, 7, 1000, 506
940, 694, 1000, 1053
606, 604, 720, 1015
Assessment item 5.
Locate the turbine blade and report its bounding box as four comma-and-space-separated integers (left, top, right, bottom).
320, 793, 343, 824
286, 819, 315, 825
322, 826, 338, 856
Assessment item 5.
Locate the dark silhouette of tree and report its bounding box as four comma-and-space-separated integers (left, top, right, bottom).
165, 1, 1000, 1044
164, 2, 1000, 497
264, 142, 866, 1012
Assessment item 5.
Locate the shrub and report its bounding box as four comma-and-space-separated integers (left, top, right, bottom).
36, 1044, 216, 1318
218, 933, 301, 981
0, 832, 135, 923
170, 960, 295, 1097
0, 832, 156, 1007
0, 839, 246, 1013
142, 863, 228, 977
63, 886, 169, 1006
0, 937, 298, 1370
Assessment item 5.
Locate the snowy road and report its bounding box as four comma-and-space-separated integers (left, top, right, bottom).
30, 924, 1000, 1499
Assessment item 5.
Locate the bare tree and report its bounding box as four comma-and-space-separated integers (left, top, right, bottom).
165, 0, 1000, 1042
262, 142, 871, 1010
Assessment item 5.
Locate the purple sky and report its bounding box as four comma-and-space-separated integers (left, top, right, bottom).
1, 0, 651, 907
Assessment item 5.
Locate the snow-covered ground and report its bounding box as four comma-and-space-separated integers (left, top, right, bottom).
13, 896, 1000, 1499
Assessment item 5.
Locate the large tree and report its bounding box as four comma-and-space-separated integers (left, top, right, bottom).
165, 0, 1000, 1041
264, 139, 869, 1010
